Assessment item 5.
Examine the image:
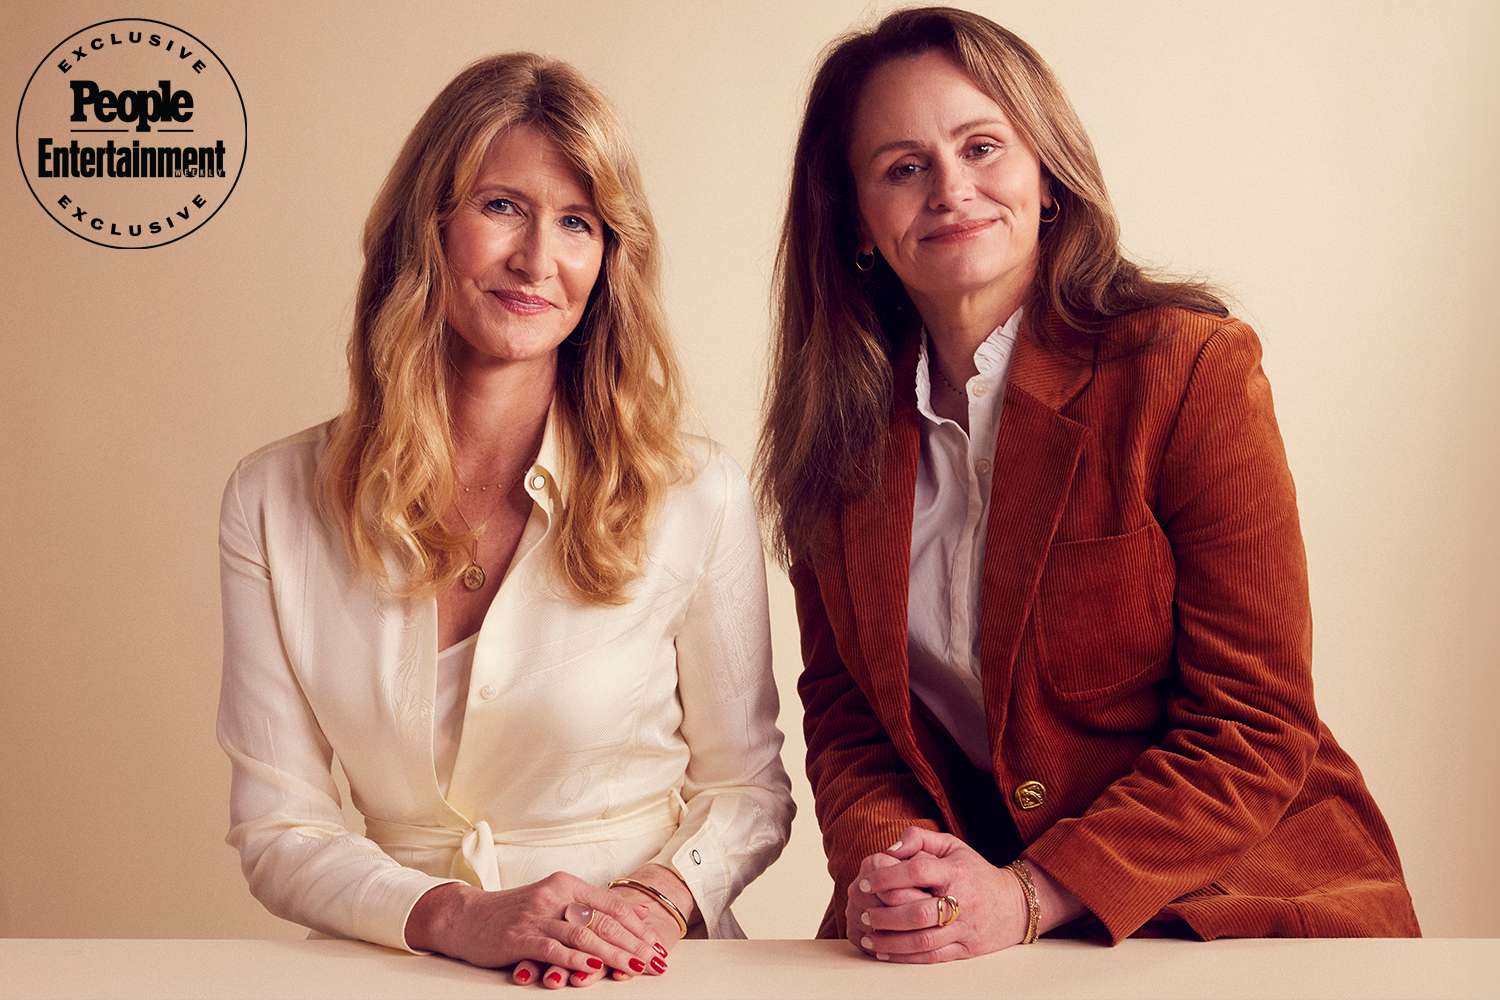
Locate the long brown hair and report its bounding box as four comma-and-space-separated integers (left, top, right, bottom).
317, 53, 685, 604
755, 6, 1227, 565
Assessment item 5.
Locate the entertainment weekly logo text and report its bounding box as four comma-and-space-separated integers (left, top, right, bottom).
16, 18, 247, 249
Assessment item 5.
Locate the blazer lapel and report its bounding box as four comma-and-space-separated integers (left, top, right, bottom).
976, 311, 1094, 753
840, 334, 925, 769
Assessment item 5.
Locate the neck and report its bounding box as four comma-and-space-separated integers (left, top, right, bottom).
912, 272, 1029, 382
446, 345, 556, 485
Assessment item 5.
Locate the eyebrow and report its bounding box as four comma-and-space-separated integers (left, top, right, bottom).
865, 118, 1008, 164
475, 184, 598, 217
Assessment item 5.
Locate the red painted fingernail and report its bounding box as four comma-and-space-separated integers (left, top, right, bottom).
585, 957, 603, 970
516, 969, 532, 983
650, 956, 667, 973
628, 958, 645, 973
573, 971, 591, 984
653, 942, 668, 957
546, 971, 562, 984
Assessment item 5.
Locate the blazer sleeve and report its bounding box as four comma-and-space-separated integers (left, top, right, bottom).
216, 462, 461, 952
648, 449, 796, 938
792, 558, 944, 939
1022, 320, 1321, 942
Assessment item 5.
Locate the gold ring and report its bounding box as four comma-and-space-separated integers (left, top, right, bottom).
936, 894, 959, 927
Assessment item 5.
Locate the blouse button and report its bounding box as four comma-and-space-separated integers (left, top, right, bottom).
975, 458, 993, 476
972, 383, 988, 398
479, 684, 497, 701
529, 473, 546, 490
690, 849, 702, 865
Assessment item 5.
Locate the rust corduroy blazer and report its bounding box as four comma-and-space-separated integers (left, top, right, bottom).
793, 306, 1420, 942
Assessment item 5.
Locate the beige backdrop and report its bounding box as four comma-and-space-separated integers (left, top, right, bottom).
3, 0, 1496, 942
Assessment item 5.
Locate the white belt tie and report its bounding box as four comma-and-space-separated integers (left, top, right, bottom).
364, 794, 683, 892
459, 819, 503, 891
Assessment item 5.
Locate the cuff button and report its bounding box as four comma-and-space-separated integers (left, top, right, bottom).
690, 849, 702, 865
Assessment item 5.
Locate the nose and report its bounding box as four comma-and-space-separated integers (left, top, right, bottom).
927, 154, 973, 213
506, 220, 557, 284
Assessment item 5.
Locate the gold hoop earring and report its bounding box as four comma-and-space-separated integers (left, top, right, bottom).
1039, 200, 1060, 224
854, 249, 875, 272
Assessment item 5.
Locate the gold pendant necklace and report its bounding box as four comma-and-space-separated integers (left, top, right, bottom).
452, 459, 535, 592
452, 501, 488, 592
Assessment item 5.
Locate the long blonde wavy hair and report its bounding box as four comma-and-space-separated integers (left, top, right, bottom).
317, 53, 685, 604
756, 6, 1227, 565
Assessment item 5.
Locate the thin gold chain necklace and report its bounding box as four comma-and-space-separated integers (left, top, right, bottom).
451, 467, 529, 591
931, 357, 967, 396
460, 466, 529, 494
926, 334, 970, 397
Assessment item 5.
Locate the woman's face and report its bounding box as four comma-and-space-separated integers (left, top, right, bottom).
443, 124, 605, 366
847, 50, 1050, 313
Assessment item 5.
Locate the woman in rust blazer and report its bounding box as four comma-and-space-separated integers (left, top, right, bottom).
755, 8, 1420, 961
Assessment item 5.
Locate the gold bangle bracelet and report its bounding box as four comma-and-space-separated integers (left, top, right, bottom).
1006, 860, 1042, 945
608, 877, 690, 937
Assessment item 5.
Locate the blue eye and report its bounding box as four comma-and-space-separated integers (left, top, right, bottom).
485, 197, 517, 214
560, 215, 593, 234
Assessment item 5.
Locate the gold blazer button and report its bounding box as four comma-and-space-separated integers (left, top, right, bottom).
1014, 780, 1047, 810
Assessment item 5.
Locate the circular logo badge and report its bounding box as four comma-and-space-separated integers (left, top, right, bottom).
16, 18, 247, 250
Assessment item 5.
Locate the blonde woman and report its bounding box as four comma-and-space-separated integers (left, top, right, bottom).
217, 54, 793, 988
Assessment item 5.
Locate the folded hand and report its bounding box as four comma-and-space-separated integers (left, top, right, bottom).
849, 826, 1029, 963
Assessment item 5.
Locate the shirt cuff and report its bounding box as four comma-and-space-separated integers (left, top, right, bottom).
649, 826, 737, 938
358, 869, 468, 954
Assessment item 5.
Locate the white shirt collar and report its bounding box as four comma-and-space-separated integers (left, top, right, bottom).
915, 307, 1023, 422
522, 396, 562, 508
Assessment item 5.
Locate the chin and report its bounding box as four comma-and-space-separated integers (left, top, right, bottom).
451, 324, 569, 367
489, 340, 566, 365
915, 266, 1007, 300
911, 248, 1007, 289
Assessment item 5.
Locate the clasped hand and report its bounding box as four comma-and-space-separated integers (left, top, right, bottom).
413, 871, 677, 987
844, 826, 1029, 963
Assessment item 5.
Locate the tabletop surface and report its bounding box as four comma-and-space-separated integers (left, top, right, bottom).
3, 937, 1496, 999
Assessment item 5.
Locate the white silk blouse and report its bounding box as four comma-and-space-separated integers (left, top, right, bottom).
433, 633, 478, 797
216, 411, 794, 951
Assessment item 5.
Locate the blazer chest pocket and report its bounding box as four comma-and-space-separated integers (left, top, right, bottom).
1033, 522, 1175, 703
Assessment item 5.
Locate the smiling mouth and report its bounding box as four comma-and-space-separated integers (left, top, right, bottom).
490, 289, 553, 315
921, 218, 999, 243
